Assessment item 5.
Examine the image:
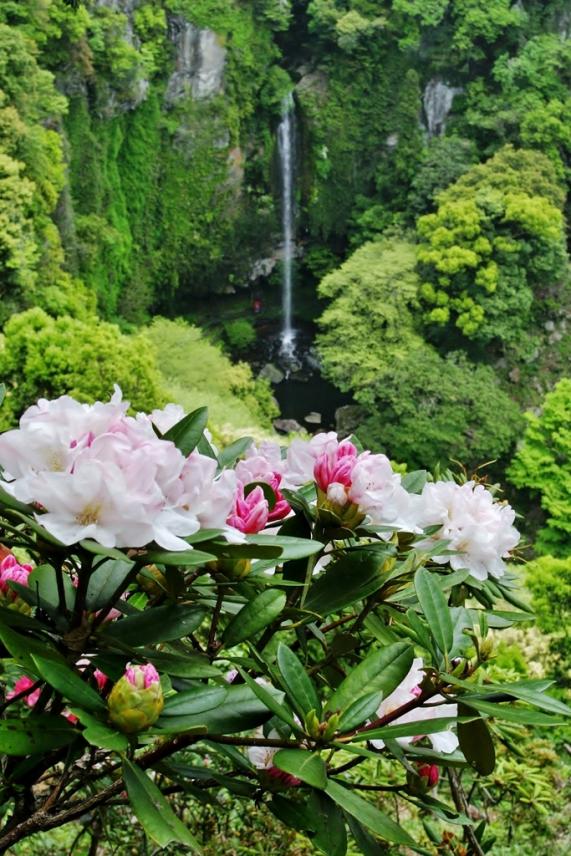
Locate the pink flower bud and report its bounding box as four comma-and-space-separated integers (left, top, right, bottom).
265, 473, 291, 523
227, 484, 269, 534
125, 662, 160, 689
0, 555, 33, 599
417, 763, 439, 788
314, 442, 358, 492
267, 766, 301, 787
7, 675, 41, 708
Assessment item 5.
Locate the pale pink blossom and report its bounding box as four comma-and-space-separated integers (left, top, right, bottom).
148, 403, 186, 435
285, 432, 340, 487
370, 658, 458, 754
413, 481, 520, 581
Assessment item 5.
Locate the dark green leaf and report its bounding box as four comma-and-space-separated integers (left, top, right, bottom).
162, 686, 228, 717
0, 716, 76, 755
157, 684, 276, 734
164, 407, 208, 457
123, 758, 200, 850
70, 708, 128, 751
244, 481, 277, 510
246, 534, 324, 560
31, 655, 106, 712
0, 622, 63, 673
218, 436, 254, 469
222, 589, 286, 647
141, 549, 216, 567
85, 559, 134, 611
458, 704, 495, 775
309, 790, 348, 856
276, 643, 321, 718
0, 484, 35, 514
327, 642, 414, 715
414, 568, 453, 658
325, 780, 416, 847
337, 692, 383, 732
236, 666, 299, 730
460, 698, 564, 726
101, 604, 207, 646
80, 540, 131, 561
351, 716, 464, 743
148, 651, 221, 679
306, 549, 395, 617
273, 749, 327, 789
346, 815, 386, 856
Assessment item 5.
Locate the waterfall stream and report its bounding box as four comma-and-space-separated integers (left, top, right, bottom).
277, 93, 296, 356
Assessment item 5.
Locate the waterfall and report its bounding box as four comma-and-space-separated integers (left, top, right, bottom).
423, 79, 462, 137
277, 93, 296, 356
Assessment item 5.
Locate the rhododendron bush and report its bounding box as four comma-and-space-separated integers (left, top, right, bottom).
0, 389, 568, 854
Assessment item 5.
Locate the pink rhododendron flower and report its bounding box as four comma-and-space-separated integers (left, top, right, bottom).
417, 763, 439, 788
148, 403, 186, 435
0, 389, 238, 552
228, 484, 269, 534
125, 662, 160, 689
413, 481, 520, 581
370, 658, 458, 754
7, 676, 41, 707
0, 555, 33, 599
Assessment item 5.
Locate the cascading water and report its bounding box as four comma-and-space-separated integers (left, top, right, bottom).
277, 93, 296, 357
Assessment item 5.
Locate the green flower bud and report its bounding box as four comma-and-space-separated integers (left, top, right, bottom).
304, 709, 321, 739
108, 663, 164, 734
136, 564, 167, 598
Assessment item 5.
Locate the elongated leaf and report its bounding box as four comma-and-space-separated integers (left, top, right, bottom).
85, 559, 134, 611
350, 716, 464, 743
222, 589, 286, 647
270, 794, 316, 835
276, 643, 321, 718
460, 698, 564, 726
0, 484, 34, 514
347, 815, 386, 856
306, 549, 395, 617
458, 705, 495, 775
123, 758, 200, 851
327, 642, 414, 714
401, 470, 428, 494
162, 686, 228, 717
337, 692, 383, 733
309, 790, 348, 856
101, 604, 207, 646
140, 548, 216, 567
31, 655, 106, 712
273, 749, 327, 789
246, 534, 324, 561
26, 565, 75, 612
157, 684, 276, 734
0, 716, 76, 755
414, 568, 453, 658
164, 407, 208, 457
0, 622, 63, 673
80, 540, 131, 561
218, 436, 254, 470
236, 666, 299, 730
325, 780, 416, 847
70, 708, 128, 751
148, 651, 221, 679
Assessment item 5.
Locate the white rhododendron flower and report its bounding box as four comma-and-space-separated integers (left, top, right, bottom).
148, 403, 186, 434
0, 389, 241, 551
285, 431, 339, 487
371, 658, 458, 754
413, 481, 520, 581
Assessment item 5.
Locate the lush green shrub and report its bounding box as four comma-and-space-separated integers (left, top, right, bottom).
223, 318, 257, 352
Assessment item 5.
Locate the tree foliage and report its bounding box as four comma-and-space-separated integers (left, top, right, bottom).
508, 379, 571, 557
417, 146, 569, 344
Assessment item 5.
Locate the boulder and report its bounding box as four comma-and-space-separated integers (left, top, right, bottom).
259, 363, 284, 385
273, 418, 303, 435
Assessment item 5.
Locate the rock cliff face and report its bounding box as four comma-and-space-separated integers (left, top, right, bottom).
165, 16, 226, 104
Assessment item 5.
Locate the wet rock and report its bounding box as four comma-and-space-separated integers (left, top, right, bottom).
335, 405, 364, 436
304, 411, 322, 425
165, 16, 226, 104
259, 363, 285, 385
273, 418, 303, 435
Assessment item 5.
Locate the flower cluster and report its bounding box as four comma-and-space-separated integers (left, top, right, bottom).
0, 390, 237, 551
0, 391, 520, 579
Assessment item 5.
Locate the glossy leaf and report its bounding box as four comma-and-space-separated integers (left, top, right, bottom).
325, 780, 416, 847
309, 790, 348, 856
218, 436, 254, 469
414, 567, 453, 658
123, 758, 200, 851
163, 406, 208, 457
141, 548, 216, 567
458, 705, 496, 775
460, 698, 564, 725
246, 534, 324, 560
222, 589, 286, 647
327, 642, 414, 714
305, 549, 395, 617
162, 686, 228, 717
273, 749, 327, 789
337, 691, 383, 732
276, 643, 321, 717
85, 559, 134, 611
101, 604, 207, 646
31, 655, 106, 712
0, 716, 76, 755
158, 684, 276, 734
70, 709, 128, 751
236, 666, 299, 730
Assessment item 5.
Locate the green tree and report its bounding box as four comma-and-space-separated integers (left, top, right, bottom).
524, 554, 571, 686
359, 347, 523, 471
417, 146, 569, 345
508, 378, 571, 557
0, 308, 166, 426
408, 136, 477, 216
317, 237, 424, 393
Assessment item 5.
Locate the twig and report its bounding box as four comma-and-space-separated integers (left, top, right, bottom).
447, 769, 485, 856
